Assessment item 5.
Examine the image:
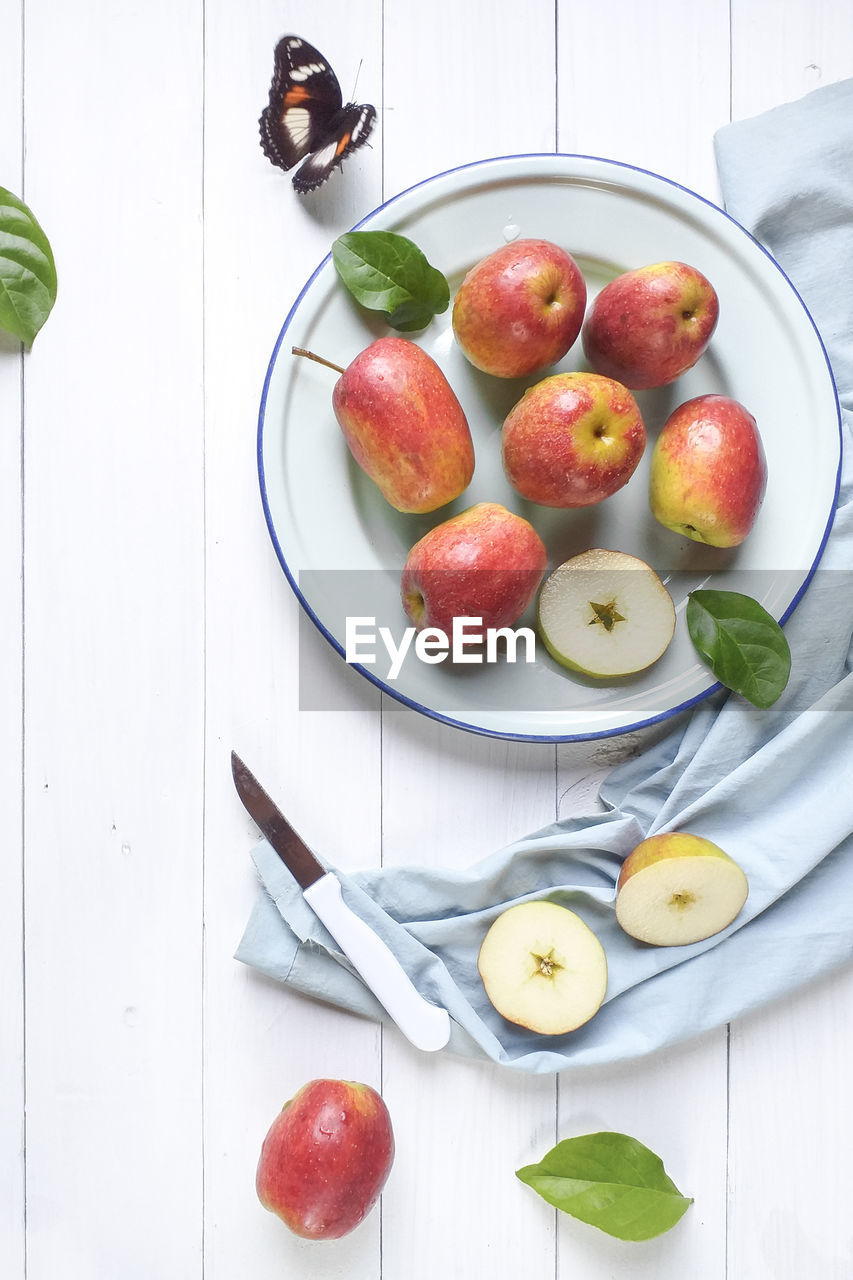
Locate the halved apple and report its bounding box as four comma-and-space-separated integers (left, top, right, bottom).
538, 548, 676, 677
477, 900, 607, 1035
615, 832, 749, 946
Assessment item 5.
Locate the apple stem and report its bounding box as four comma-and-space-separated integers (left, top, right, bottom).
291, 346, 345, 375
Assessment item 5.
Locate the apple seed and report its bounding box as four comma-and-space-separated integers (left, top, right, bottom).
532, 948, 562, 978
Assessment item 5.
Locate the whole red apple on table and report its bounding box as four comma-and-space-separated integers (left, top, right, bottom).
649, 393, 767, 546
452, 238, 587, 378
330, 336, 475, 513
401, 501, 548, 632
256, 1078, 394, 1240
501, 371, 646, 507
582, 260, 719, 389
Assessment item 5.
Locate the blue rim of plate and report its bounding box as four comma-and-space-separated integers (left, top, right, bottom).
257, 152, 843, 744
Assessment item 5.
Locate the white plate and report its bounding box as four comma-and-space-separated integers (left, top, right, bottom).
258, 154, 841, 742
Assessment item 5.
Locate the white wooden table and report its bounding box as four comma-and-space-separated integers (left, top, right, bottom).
3, 2, 852, 1276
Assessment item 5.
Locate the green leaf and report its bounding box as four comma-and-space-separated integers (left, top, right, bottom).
0, 186, 57, 346
516, 1131, 693, 1242
686, 588, 791, 708
332, 230, 449, 331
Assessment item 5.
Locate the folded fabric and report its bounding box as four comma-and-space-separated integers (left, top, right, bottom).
237, 77, 853, 1072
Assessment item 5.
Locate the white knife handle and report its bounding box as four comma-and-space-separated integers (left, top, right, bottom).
303, 873, 451, 1053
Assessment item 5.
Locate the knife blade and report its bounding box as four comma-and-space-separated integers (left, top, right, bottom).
231, 752, 451, 1053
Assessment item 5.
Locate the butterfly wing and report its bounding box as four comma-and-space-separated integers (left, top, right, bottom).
259, 35, 344, 172
291, 102, 377, 193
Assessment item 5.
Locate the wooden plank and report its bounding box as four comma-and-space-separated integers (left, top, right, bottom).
558, 0, 732, 200
732, 0, 853, 119
379, 717, 560, 1277
21, 1, 205, 1273
553, 1036, 728, 1274
383, 0, 558, 195
728, 975, 853, 1276
379, 5, 562, 1276
727, 8, 853, 1276
200, 4, 385, 1276
554, 748, 730, 1276
555, 4, 732, 1274
0, 2, 25, 1273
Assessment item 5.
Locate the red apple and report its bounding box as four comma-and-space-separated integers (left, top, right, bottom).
501, 371, 646, 507
401, 501, 547, 632
452, 238, 587, 378
330, 336, 475, 513
256, 1078, 394, 1240
649, 394, 767, 547
582, 261, 719, 389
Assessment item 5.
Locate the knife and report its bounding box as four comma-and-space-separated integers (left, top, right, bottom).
231, 752, 451, 1053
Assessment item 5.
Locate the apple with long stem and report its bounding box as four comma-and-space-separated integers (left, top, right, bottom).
293, 338, 474, 513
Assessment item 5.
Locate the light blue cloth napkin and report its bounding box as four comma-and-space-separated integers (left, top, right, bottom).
237, 79, 853, 1073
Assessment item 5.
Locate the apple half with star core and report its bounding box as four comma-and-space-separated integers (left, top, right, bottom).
452, 238, 587, 378
330, 335, 475, 513
582, 260, 719, 389
649, 393, 768, 547
256, 1078, 394, 1240
401, 501, 548, 633
477, 900, 608, 1035
501, 371, 646, 507
538, 549, 676, 677
615, 832, 749, 946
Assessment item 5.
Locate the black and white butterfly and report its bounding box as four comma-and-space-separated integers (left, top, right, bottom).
259, 35, 376, 194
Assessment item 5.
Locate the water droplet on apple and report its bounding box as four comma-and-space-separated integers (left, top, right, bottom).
503, 223, 520, 242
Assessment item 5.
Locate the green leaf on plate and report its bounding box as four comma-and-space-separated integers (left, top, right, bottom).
516, 1131, 693, 1242
686, 588, 791, 708
0, 186, 57, 346
332, 230, 449, 331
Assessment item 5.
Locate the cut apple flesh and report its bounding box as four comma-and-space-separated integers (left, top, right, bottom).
615, 854, 748, 946
538, 548, 676, 677
477, 900, 607, 1035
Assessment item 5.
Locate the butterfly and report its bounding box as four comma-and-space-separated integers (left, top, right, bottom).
259, 35, 376, 194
